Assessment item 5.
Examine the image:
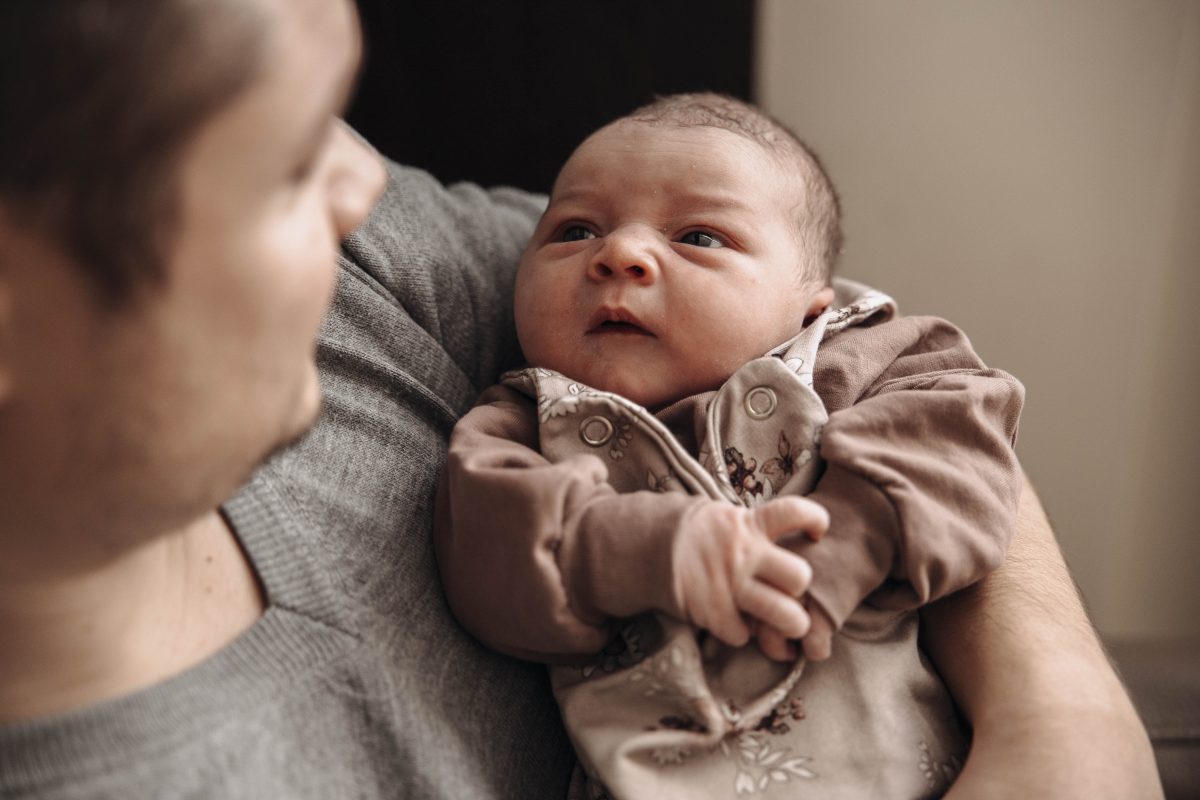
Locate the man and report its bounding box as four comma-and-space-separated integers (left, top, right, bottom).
0, 1, 1160, 797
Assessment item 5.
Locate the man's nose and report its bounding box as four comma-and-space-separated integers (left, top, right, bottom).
586, 226, 660, 284
328, 122, 387, 239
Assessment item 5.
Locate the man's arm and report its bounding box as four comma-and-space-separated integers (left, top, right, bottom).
340, 161, 546, 394
921, 477, 1162, 798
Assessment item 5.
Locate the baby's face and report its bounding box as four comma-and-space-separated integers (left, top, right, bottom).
514, 121, 831, 410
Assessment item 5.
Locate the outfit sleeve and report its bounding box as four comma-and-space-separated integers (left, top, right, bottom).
434, 385, 710, 661
794, 315, 1025, 629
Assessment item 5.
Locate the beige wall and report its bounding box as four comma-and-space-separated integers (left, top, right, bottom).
758, 0, 1200, 639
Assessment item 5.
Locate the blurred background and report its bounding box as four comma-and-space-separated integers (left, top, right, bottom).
348, 0, 1200, 643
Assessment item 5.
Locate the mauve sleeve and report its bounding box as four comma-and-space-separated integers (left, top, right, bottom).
434, 385, 707, 661
793, 316, 1025, 629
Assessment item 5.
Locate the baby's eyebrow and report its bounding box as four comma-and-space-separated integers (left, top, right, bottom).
678, 193, 753, 212
548, 187, 600, 206
551, 187, 754, 215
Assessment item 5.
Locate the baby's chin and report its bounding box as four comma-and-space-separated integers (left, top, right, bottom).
540, 352, 720, 410
583, 370, 690, 411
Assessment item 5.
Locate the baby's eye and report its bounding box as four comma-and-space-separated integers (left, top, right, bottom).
679, 231, 724, 248
561, 225, 596, 242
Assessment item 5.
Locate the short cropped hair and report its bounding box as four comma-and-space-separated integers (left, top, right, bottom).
624, 93, 843, 283
0, 0, 266, 307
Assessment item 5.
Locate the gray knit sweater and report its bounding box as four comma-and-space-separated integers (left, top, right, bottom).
0, 162, 575, 799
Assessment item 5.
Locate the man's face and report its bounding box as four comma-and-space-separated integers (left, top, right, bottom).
514, 121, 829, 410
0, 0, 384, 548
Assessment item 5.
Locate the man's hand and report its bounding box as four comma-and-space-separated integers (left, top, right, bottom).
671, 497, 828, 647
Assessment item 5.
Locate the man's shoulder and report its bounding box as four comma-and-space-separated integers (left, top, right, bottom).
342, 160, 545, 296
332, 159, 543, 395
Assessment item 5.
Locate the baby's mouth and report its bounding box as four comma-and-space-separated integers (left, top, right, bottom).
587, 307, 654, 337
591, 320, 652, 336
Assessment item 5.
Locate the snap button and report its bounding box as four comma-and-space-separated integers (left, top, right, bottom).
579, 415, 615, 446
744, 386, 777, 420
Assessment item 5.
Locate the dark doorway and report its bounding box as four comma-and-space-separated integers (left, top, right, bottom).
347, 1, 757, 194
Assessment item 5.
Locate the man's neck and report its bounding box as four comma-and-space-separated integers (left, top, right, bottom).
0, 510, 264, 723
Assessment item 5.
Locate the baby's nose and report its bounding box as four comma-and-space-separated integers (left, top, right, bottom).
590, 263, 649, 280
586, 227, 660, 284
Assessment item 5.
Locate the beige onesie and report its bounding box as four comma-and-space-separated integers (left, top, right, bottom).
436, 279, 1025, 799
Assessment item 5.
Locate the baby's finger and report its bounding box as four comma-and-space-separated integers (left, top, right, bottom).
738, 582, 810, 640
802, 598, 835, 661
754, 547, 812, 598
751, 497, 830, 543
756, 624, 798, 662
701, 607, 752, 649
802, 626, 833, 661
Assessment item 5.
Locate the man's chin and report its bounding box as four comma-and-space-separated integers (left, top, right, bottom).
278, 387, 324, 452
249, 387, 325, 478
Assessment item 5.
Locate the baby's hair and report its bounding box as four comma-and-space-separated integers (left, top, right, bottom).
622, 92, 843, 283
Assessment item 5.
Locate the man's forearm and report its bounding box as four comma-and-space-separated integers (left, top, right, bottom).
921, 477, 1162, 798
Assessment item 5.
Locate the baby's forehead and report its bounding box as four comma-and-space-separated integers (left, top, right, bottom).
580, 119, 770, 162
552, 121, 791, 198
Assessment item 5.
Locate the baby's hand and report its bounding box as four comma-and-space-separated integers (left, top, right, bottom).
756, 597, 837, 662
801, 598, 836, 661
672, 496, 828, 648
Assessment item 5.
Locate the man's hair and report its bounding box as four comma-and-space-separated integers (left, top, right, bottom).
0, 0, 267, 306
624, 92, 843, 282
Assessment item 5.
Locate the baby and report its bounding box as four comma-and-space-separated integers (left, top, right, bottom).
435, 93, 1024, 799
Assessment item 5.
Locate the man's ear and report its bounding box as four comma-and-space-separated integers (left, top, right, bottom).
803, 285, 836, 325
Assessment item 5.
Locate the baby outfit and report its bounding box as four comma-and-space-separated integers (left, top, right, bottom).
436, 279, 1024, 799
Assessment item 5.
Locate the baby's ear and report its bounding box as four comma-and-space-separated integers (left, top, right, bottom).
803, 285, 835, 324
